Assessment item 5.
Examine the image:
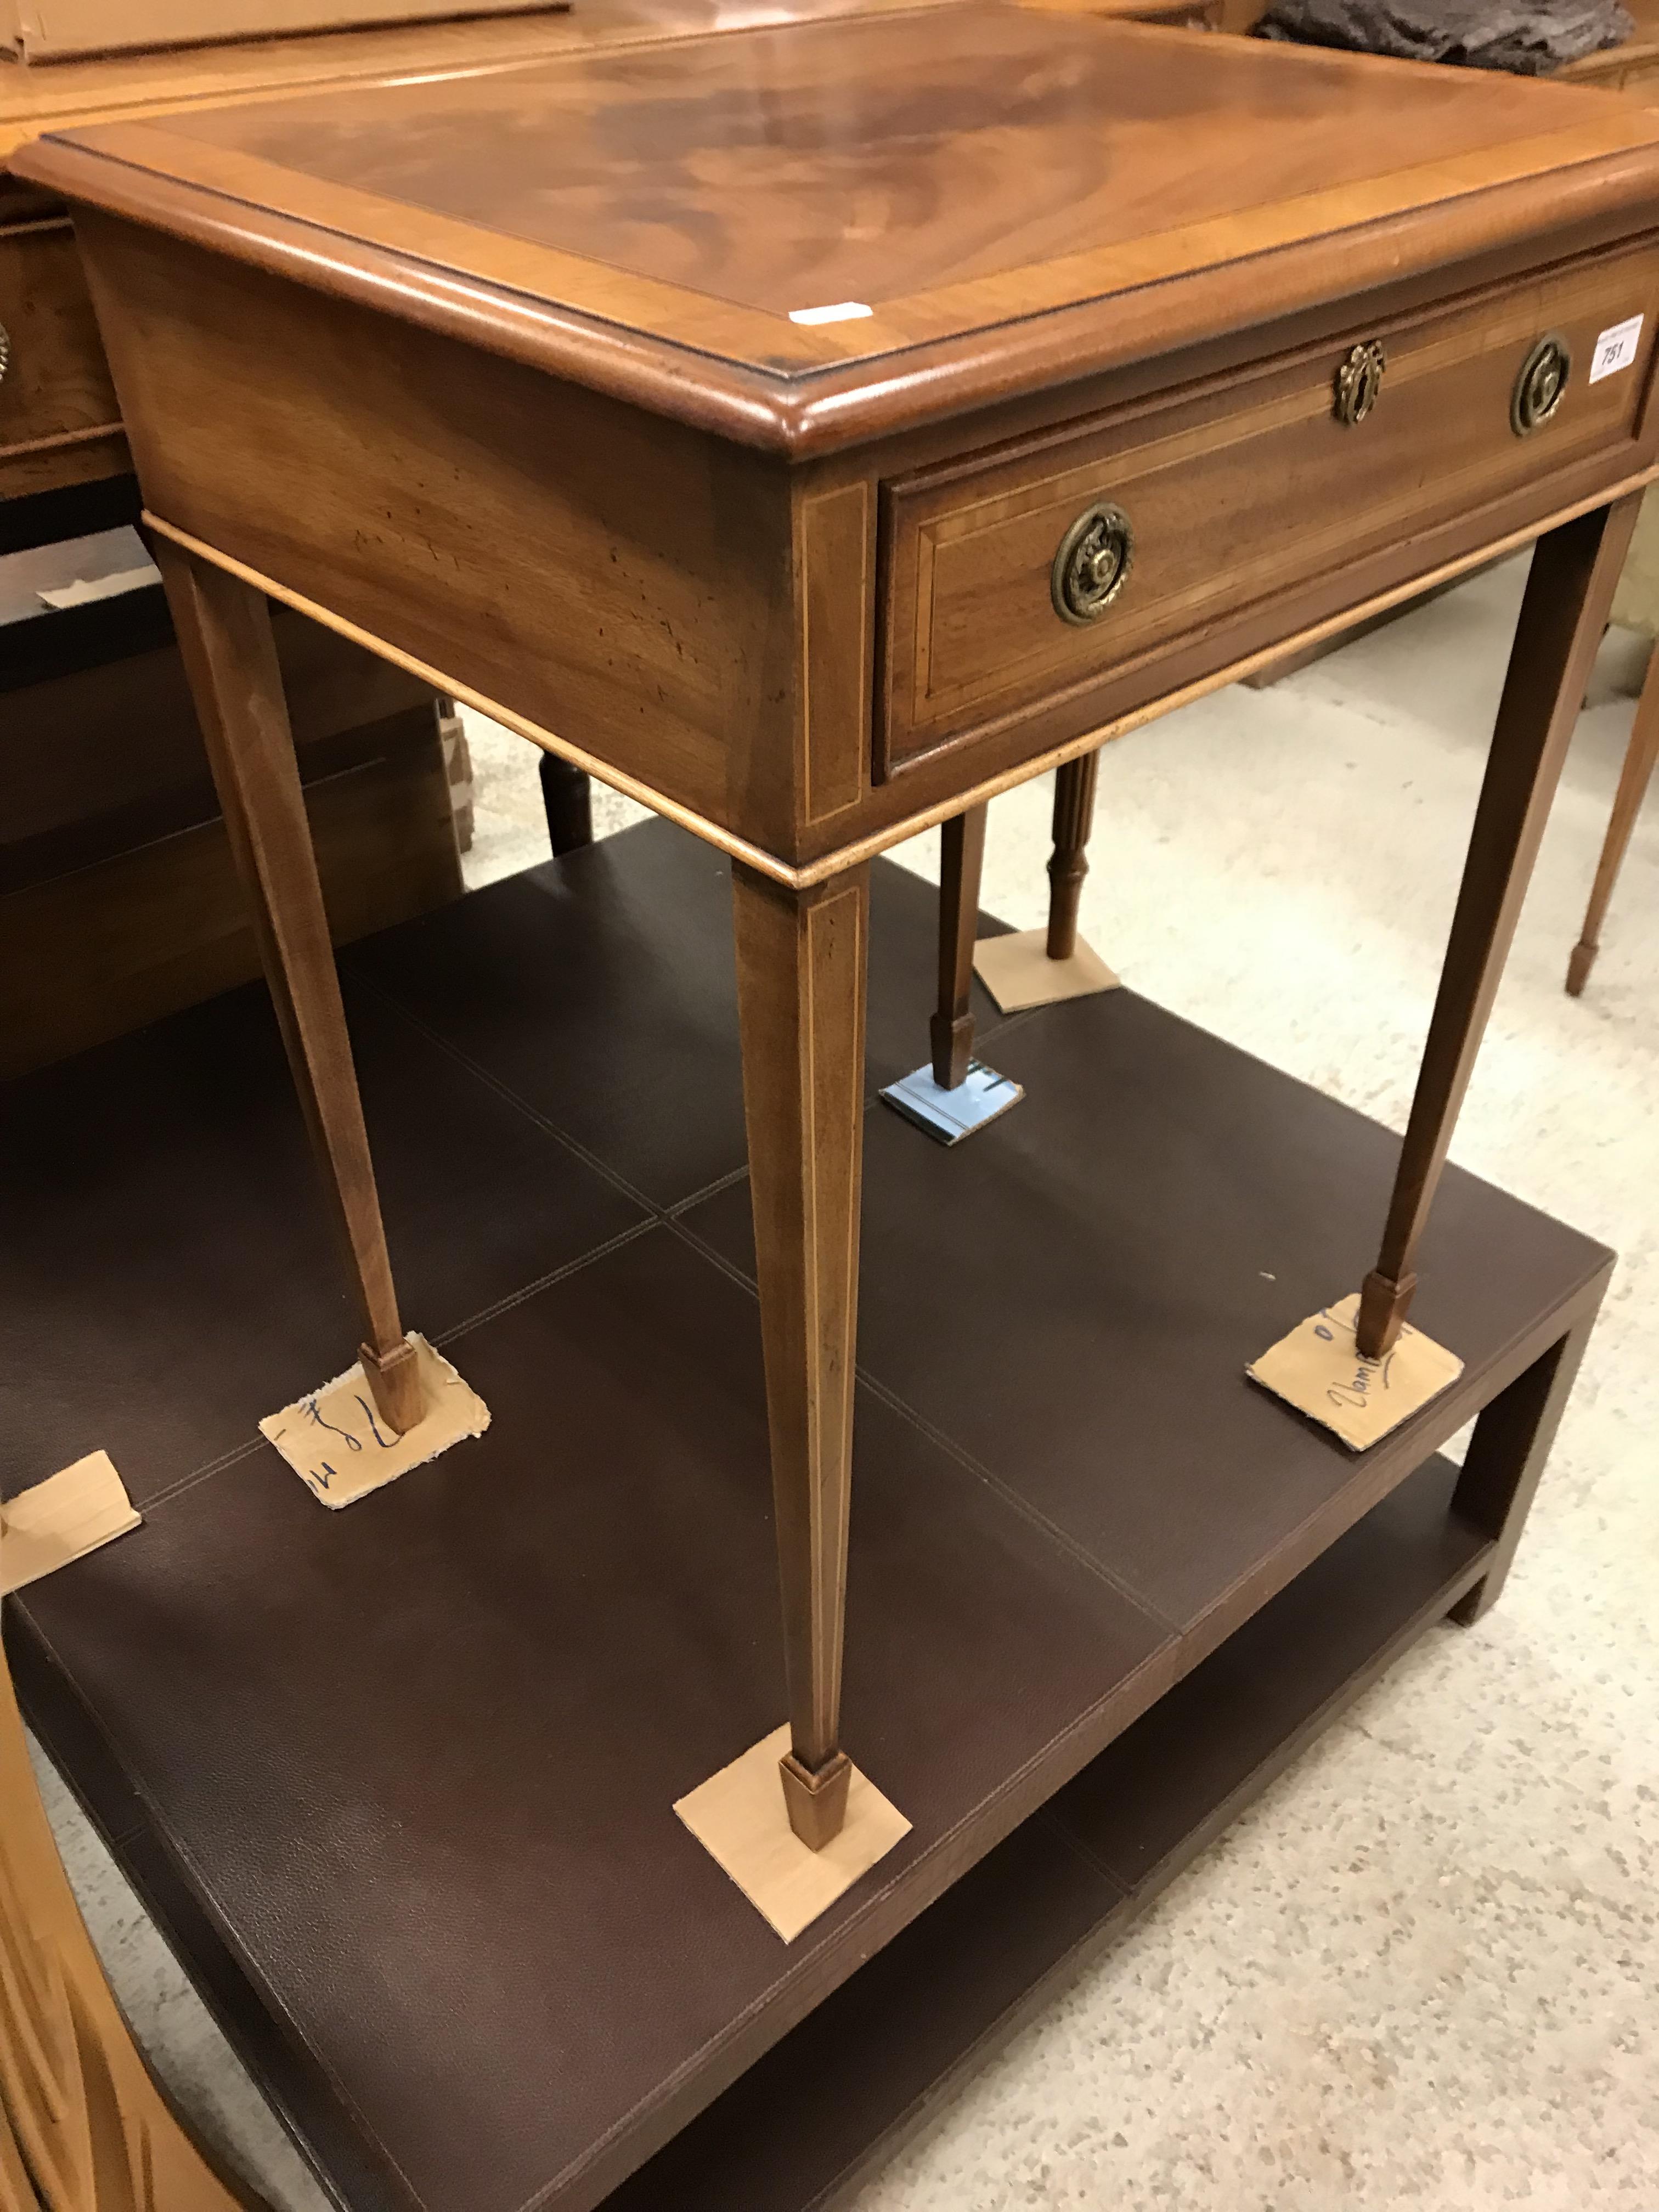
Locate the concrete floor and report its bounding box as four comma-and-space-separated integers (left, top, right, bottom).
28, 555, 1658, 2210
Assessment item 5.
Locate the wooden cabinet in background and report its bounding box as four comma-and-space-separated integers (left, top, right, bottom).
0, 592, 462, 1076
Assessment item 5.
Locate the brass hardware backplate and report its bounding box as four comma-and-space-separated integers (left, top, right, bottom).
1513, 333, 1571, 437
1335, 340, 1386, 426
1052, 501, 1133, 626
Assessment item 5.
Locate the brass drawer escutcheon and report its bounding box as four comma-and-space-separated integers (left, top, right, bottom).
1512, 334, 1571, 437
1052, 501, 1133, 625
1334, 340, 1386, 425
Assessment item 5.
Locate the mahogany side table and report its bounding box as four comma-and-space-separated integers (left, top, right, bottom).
18, 2, 1659, 1850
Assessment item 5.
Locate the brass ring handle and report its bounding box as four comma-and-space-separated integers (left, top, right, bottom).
1335, 340, 1386, 426
1513, 333, 1571, 437
1052, 501, 1133, 625
0, 320, 10, 389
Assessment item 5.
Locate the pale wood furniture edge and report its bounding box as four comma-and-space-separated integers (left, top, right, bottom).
143, 465, 1659, 888
0, 1632, 269, 2208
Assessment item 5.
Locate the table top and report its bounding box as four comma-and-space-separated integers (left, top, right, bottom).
0, 0, 975, 158
19, 1, 1659, 450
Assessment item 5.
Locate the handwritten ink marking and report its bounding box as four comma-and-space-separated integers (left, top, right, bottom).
354, 1393, 396, 1451
1327, 1345, 1396, 1413
302, 1397, 364, 1452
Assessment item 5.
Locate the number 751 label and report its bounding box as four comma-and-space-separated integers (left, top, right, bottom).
1589, 314, 1644, 385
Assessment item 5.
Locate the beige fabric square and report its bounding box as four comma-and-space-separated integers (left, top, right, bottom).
973, 929, 1120, 1013
0, 1451, 140, 1594
675, 1724, 911, 1943
259, 1333, 489, 1508
1248, 1291, 1464, 1451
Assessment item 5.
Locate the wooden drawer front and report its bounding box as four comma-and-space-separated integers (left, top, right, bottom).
878, 240, 1659, 777
0, 219, 121, 461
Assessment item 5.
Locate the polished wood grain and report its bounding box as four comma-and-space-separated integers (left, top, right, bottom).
931, 803, 987, 1088
878, 236, 1659, 777
1046, 750, 1098, 961
1356, 494, 1642, 1361
139, 466, 1659, 890
78, 217, 803, 859
0, 1641, 266, 2212
0, 218, 123, 498
1566, 636, 1659, 994
732, 860, 869, 1848
154, 539, 424, 1434
0, 0, 952, 157
20, 6, 1659, 455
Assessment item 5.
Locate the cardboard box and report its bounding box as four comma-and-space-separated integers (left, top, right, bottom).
1, 0, 561, 64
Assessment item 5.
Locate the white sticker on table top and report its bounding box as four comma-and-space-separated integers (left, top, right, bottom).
1589, 314, 1644, 385
788, 301, 873, 325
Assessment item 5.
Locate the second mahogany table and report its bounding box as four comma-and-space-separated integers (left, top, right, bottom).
17, 2, 1659, 1855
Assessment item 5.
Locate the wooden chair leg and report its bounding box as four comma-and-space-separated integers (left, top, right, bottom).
1, 1643, 267, 2210
731, 860, 868, 1851
1566, 634, 1659, 994
153, 541, 422, 1435
1047, 749, 1101, 960
539, 752, 595, 856
1356, 495, 1642, 1361
930, 804, 988, 1089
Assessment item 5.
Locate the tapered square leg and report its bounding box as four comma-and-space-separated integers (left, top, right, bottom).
1356, 497, 1642, 1361
732, 861, 868, 1850
153, 539, 421, 1436
931, 804, 988, 1089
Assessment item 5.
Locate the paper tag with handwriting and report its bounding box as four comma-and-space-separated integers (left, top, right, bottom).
1589, 314, 1644, 385
259, 1334, 489, 1508
1247, 1292, 1462, 1452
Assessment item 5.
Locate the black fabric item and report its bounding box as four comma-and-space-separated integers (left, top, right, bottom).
1255, 0, 1632, 72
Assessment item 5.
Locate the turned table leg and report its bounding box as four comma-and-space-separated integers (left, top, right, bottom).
732, 860, 868, 1850
1047, 749, 1101, 960
1356, 496, 1641, 1360
1566, 633, 1659, 995
154, 541, 422, 1435
539, 752, 595, 856
931, 804, 988, 1090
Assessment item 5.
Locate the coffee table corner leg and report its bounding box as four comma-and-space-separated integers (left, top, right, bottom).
1448, 1300, 1600, 1625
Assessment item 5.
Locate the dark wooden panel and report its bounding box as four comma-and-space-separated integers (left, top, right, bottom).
0, 216, 124, 492
0, 708, 461, 1077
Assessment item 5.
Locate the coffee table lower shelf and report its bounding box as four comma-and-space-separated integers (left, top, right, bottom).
1, 821, 1610, 2212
